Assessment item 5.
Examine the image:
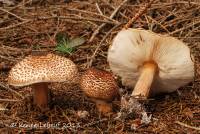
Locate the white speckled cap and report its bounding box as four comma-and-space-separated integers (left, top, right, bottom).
8, 53, 78, 86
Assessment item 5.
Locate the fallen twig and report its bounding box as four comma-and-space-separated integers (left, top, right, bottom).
0, 20, 31, 31
170, 21, 200, 35
38, 16, 117, 25
175, 121, 200, 131
66, 8, 119, 24
0, 7, 26, 21
0, 15, 117, 31
0, 82, 24, 99
146, 15, 170, 33
95, 3, 103, 15
124, 0, 155, 29
88, 23, 122, 67
0, 55, 21, 62
89, 0, 129, 42
0, 98, 20, 102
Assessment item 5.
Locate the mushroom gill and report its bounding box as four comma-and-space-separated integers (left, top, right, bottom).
108, 28, 194, 98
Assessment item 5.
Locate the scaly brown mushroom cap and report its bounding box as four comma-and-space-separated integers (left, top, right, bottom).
8, 53, 78, 110
80, 68, 118, 102
80, 68, 119, 114
8, 53, 78, 86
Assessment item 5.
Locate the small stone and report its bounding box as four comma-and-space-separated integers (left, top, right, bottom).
77, 110, 89, 119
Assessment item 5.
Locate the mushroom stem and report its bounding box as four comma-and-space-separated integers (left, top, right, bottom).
32, 83, 49, 110
131, 61, 158, 98
94, 99, 113, 115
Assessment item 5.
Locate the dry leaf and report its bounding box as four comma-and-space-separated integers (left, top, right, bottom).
0, 104, 8, 111
183, 107, 194, 119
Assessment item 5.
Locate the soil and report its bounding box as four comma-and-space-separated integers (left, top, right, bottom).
0, 0, 199, 133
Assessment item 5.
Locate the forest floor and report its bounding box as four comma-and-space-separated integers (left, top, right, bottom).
0, 0, 200, 133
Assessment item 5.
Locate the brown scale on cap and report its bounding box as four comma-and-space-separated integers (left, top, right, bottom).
8, 53, 78, 86
8, 53, 78, 111
80, 68, 119, 115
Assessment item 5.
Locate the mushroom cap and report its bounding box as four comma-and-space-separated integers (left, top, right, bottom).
8, 53, 78, 86
107, 28, 194, 94
80, 68, 119, 101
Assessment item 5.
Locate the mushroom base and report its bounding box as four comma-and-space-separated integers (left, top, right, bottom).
32, 83, 49, 111
94, 99, 113, 115
132, 61, 158, 98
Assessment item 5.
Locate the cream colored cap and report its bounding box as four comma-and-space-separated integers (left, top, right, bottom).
108, 28, 194, 94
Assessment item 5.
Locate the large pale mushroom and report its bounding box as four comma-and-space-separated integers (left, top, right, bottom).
80, 68, 119, 115
8, 53, 78, 110
108, 28, 194, 98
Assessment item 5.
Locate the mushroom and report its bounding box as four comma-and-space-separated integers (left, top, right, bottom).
80, 68, 119, 115
107, 28, 194, 98
8, 53, 78, 110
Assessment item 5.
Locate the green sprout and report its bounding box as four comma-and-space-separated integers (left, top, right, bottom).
55, 33, 85, 54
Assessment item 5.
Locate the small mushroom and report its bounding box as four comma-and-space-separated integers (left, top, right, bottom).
108, 28, 194, 98
8, 53, 78, 110
80, 68, 119, 115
